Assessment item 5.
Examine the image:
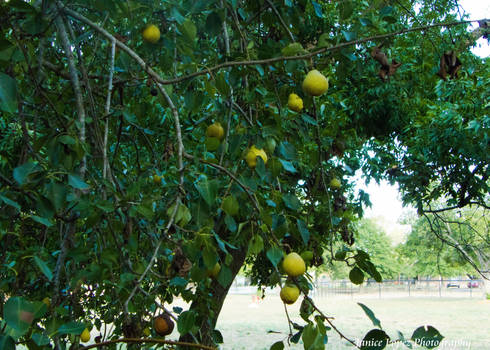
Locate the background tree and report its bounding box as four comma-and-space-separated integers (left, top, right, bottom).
0, 0, 488, 349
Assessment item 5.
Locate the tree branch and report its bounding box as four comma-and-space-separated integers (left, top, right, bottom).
78, 337, 216, 350
60, 5, 485, 87
54, 2, 87, 177
103, 39, 116, 181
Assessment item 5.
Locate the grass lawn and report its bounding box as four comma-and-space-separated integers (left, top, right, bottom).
214, 294, 490, 349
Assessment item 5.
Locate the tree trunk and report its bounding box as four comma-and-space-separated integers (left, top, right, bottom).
179, 242, 248, 348
482, 271, 490, 299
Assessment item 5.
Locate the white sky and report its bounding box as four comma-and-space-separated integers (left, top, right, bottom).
357, 0, 489, 243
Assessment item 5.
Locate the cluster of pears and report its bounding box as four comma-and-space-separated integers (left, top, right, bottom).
287, 69, 329, 113
280, 252, 306, 305
206, 122, 225, 151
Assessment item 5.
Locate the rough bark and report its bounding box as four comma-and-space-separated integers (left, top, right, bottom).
179, 241, 248, 348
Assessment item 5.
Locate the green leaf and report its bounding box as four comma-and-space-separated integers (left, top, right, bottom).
281, 42, 305, 56
33, 256, 53, 281
278, 142, 296, 160
411, 326, 444, 349
379, 6, 393, 17
45, 182, 68, 212
302, 323, 324, 349
180, 19, 197, 42
177, 311, 196, 334
339, 1, 354, 19
311, 1, 323, 18
0, 194, 20, 211
300, 298, 314, 322
196, 177, 218, 207
3, 297, 38, 336
282, 193, 301, 211
32, 333, 50, 346
68, 174, 89, 190
57, 321, 86, 335
266, 246, 284, 267
0, 73, 17, 113
358, 303, 381, 329
360, 329, 390, 350
248, 234, 264, 255
301, 114, 318, 125
215, 72, 231, 96
342, 30, 357, 41
296, 219, 310, 244
0, 335, 15, 350
30, 215, 54, 227
202, 245, 218, 269
278, 159, 297, 173
217, 265, 233, 288
270, 341, 284, 350
349, 267, 364, 285
224, 214, 237, 232
13, 161, 39, 185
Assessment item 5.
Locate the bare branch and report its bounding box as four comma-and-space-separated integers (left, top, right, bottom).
54, 2, 87, 177
103, 39, 116, 181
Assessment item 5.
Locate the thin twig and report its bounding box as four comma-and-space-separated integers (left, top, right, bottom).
123, 197, 181, 314
78, 337, 216, 350
103, 39, 116, 181
156, 83, 185, 190
302, 293, 360, 349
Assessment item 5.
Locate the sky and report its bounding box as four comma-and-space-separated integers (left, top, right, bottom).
358, 0, 489, 244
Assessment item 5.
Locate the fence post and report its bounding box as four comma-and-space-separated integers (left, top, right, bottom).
378, 283, 381, 299
439, 280, 441, 298
408, 281, 411, 297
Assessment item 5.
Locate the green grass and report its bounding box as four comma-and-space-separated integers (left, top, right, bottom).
214, 295, 490, 349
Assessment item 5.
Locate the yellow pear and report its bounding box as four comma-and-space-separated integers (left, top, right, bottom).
245, 145, 268, 168
206, 122, 225, 140
330, 177, 341, 189
280, 284, 300, 304
207, 262, 221, 279
302, 69, 328, 96
282, 252, 306, 277
288, 93, 303, 112
142, 24, 161, 44
80, 328, 90, 343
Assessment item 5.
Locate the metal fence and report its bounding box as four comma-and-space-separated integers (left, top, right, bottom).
310, 279, 486, 299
